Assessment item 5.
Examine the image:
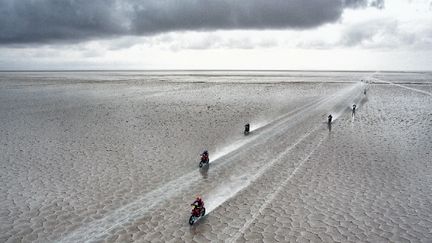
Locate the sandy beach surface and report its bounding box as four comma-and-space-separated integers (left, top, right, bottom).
1, 71, 431, 242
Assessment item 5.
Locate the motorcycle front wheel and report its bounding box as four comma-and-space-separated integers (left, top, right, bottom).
201, 207, 206, 217
189, 215, 195, 225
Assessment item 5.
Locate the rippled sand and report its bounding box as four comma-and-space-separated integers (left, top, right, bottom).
1, 72, 431, 242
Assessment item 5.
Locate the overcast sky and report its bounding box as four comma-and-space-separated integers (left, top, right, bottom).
0, 0, 431, 71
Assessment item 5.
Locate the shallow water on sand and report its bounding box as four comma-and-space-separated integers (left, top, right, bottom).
0, 71, 431, 242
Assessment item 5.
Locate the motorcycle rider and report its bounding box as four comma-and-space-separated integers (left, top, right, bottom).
191, 196, 204, 214
352, 104, 356, 116
328, 114, 333, 124
201, 150, 209, 163
244, 123, 250, 135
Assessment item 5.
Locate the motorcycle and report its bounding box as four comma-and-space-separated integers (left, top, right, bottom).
199, 153, 209, 168
244, 123, 250, 135
199, 157, 209, 168
189, 206, 206, 225
328, 114, 333, 124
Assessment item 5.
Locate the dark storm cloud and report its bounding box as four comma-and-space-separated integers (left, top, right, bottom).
0, 0, 380, 44
0, 0, 127, 44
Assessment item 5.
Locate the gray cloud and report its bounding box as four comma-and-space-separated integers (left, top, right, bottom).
301, 17, 432, 51
370, 0, 385, 9
339, 19, 395, 47
0, 0, 381, 45
344, 0, 368, 8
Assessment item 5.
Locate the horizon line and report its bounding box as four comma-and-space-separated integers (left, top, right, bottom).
0, 69, 431, 73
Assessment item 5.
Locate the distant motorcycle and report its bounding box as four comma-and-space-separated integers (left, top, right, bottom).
189, 206, 206, 225
244, 123, 250, 135
199, 151, 209, 168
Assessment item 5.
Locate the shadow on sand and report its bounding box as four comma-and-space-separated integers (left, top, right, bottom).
199, 164, 209, 179
188, 215, 208, 235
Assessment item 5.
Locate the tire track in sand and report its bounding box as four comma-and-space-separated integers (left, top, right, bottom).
371, 77, 432, 97
59, 96, 329, 243
61, 84, 361, 242
207, 123, 323, 214
228, 133, 325, 243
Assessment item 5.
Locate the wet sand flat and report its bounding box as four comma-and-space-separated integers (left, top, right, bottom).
0, 71, 431, 242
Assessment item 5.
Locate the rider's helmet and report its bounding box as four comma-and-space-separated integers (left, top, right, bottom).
196, 195, 202, 201
203, 150, 208, 155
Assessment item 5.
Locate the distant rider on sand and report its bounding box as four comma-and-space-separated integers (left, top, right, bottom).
191, 196, 204, 214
